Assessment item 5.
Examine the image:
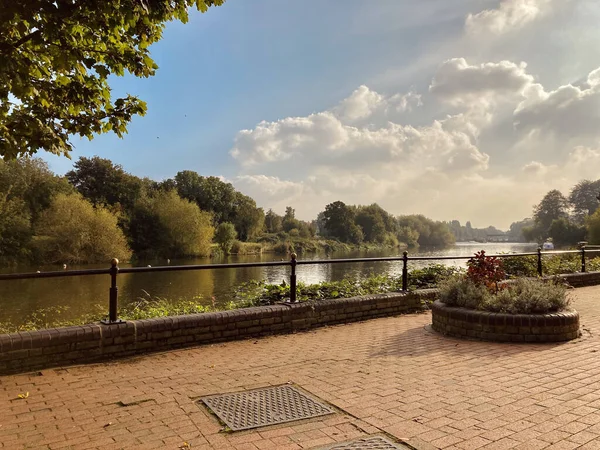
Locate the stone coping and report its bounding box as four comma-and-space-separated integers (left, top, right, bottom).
431, 300, 580, 343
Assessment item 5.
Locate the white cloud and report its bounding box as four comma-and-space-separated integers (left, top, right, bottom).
228, 57, 600, 229
465, 0, 553, 35
430, 58, 534, 106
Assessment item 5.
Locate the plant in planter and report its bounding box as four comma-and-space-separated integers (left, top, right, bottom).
433, 251, 578, 342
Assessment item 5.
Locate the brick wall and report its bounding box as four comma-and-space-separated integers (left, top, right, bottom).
0, 290, 436, 375
431, 300, 580, 343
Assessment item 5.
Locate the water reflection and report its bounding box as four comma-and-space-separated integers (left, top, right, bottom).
0, 243, 537, 323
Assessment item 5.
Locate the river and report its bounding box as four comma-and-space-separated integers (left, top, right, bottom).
0, 242, 537, 325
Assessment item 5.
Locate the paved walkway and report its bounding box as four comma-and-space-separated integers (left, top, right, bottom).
2, 287, 600, 450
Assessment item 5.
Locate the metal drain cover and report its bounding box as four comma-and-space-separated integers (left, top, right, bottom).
316, 435, 411, 450
200, 384, 334, 431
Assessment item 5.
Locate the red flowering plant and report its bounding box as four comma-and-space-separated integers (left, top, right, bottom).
466, 250, 506, 293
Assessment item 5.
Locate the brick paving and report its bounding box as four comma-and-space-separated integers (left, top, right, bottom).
2, 286, 600, 450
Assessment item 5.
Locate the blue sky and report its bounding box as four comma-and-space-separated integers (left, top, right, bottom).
44, 0, 600, 228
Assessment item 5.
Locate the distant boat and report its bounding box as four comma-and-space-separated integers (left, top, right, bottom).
542, 240, 554, 250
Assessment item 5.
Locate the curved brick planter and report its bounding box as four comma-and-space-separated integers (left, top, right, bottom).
431, 300, 580, 343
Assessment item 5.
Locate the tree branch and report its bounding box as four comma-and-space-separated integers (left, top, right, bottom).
13, 30, 42, 49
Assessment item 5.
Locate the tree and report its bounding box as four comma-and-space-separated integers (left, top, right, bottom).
396, 215, 455, 247
0, 0, 224, 159
533, 190, 569, 234
232, 193, 264, 241
129, 190, 214, 258
569, 180, 600, 223
548, 218, 586, 247
32, 193, 132, 264
321, 201, 362, 244
355, 204, 394, 243
0, 195, 32, 262
587, 210, 600, 245
264, 209, 283, 233
282, 206, 301, 232
66, 156, 145, 210
214, 222, 237, 254
508, 218, 535, 242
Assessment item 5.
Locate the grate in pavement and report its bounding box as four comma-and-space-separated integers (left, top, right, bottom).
315, 435, 411, 450
200, 384, 334, 431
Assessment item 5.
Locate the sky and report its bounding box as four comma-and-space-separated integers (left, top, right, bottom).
43, 0, 600, 230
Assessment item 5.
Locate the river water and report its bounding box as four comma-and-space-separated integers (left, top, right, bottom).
0, 242, 537, 324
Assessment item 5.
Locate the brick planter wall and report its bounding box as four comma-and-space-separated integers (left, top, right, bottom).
431, 300, 580, 343
0, 290, 436, 375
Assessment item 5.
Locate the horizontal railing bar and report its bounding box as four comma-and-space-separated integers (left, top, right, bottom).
0, 268, 110, 280
118, 261, 290, 274
2, 247, 600, 281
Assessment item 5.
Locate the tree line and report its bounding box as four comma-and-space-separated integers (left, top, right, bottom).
0, 156, 458, 265
515, 180, 600, 246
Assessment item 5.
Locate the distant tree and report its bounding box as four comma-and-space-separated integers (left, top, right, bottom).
232, 194, 264, 241
214, 222, 237, 254
129, 190, 214, 258
33, 193, 131, 264
66, 156, 145, 212
396, 215, 455, 247
569, 180, 600, 223
548, 218, 586, 247
322, 201, 363, 244
396, 226, 419, 247
533, 190, 569, 234
0, 157, 73, 222
508, 218, 535, 242
0, 195, 32, 262
282, 206, 302, 232
355, 204, 393, 243
264, 209, 283, 233
0, 0, 224, 159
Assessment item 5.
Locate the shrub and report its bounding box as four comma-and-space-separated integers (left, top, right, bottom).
502, 255, 537, 278
408, 264, 461, 289
438, 277, 490, 309
438, 276, 570, 314
466, 250, 505, 291
214, 222, 237, 254
484, 278, 569, 314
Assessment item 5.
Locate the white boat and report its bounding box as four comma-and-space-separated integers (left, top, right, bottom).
542, 240, 554, 250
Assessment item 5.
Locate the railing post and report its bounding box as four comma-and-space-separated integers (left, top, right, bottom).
581, 244, 587, 273
537, 247, 543, 277
290, 253, 297, 303
102, 258, 122, 324
402, 251, 408, 291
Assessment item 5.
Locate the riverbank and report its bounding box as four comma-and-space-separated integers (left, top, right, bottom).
215, 237, 408, 256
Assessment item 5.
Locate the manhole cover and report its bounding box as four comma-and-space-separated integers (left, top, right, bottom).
200, 384, 334, 431
316, 435, 411, 450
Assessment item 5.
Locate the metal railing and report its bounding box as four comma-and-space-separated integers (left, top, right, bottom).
1, 247, 599, 324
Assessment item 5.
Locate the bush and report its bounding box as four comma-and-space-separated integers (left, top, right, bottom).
214, 222, 237, 254
408, 264, 461, 289
484, 278, 569, 314
502, 255, 538, 278
438, 276, 570, 314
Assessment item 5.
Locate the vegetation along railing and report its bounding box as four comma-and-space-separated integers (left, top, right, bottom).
1, 247, 599, 325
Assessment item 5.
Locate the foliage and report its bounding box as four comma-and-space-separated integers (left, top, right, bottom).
214, 222, 237, 254
447, 220, 507, 242
438, 277, 490, 309
533, 189, 569, 236
484, 278, 569, 314
264, 209, 283, 233
230, 240, 263, 255
587, 209, 600, 245
396, 215, 455, 247
66, 156, 146, 212
408, 264, 461, 289
548, 218, 586, 247
0, 194, 32, 262
507, 218, 536, 242
502, 255, 538, 278
569, 179, 600, 223
32, 193, 132, 263
0, 295, 210, 333
0, 0, 224, 159
466, 250, 505, 291
129, 190, 214, 258
322, 201, 363, 244
439, 276, 569, 314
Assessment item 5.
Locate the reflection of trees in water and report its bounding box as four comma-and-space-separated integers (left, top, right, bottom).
0, 274, 107, 323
